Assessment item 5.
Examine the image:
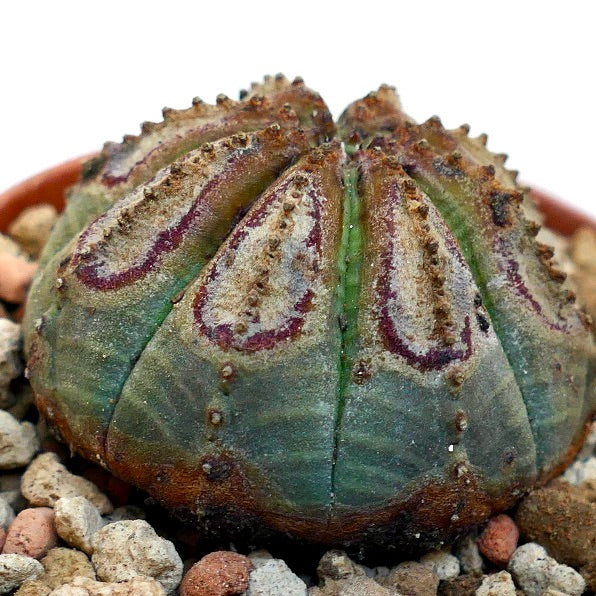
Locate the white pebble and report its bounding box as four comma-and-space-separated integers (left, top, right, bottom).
247, 549, 274, 568
0, 497, 15, 530
317, 549, 365, 580
420, 548, 460, 580
244, 558, 307, 595
0, 553, 44, 593
562, 456, 596, 484
0, 411, 39, 469
91, 520, 182, 594
508, 542, 557, 596
21, 453, 112, 514
48, 575, 165, 595
547, 563, 586, 596
454, 533, 484, 576
0, 473, 25, 511
0, 319, 22, 409
475, 570, 516, 595
54, 496, 106, 554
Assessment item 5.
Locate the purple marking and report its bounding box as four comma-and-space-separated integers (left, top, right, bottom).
378, 270, 473, 371
375, 183, 473, 371
495, 237, 567, 332
100, 117, 266, 188
442, 230, 466, 266
73, 151, 249, 290
195, 290, 314, 352
194, 171, 323, 353
224, 176, 322, 258
102, 131, 185, 187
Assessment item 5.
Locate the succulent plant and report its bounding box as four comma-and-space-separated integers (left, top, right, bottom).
23, 75, 595, 549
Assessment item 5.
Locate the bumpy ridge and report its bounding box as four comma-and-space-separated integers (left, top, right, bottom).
369, 117, 591, 472
336, 86, 591, 474
29, 125, 314, 463
24, 76, 337, 359
105, 142, 345, 524
35, 75, 335, 272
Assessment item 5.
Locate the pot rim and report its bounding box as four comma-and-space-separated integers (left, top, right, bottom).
0, 154, 594, 235
0, 154, 92, 233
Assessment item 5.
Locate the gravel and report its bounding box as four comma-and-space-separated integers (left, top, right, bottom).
0, 410, 38, 470
178, 551, 251, 596
15, 547, 96, 594
475, 570, 516, 595
0, 553, 44, 593
91, 520, 182, 594
2, 507, 58, 559
0, 499, 14, 531
0, 319, 22, 409
7, 205, 58, 260
48, 575, 166, 595
477, 514, 520, 567
54, 496, 106, 554
419, 548, 460, 581
245, 558, 307, 595
377, 560, 439, 595
0, 209, 595, 594
21, 453, 113, 514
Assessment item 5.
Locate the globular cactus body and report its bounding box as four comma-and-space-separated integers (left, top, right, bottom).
24, 75, 594, 549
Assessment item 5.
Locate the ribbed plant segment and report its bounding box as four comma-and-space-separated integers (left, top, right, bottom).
24, 75, 595, 549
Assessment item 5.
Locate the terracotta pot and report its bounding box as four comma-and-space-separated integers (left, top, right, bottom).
0, 156, 594, 235
530, 188, 596, 236
0, 155, 92, 232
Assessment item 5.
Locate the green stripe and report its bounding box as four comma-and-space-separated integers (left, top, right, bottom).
331, 165, 363, 498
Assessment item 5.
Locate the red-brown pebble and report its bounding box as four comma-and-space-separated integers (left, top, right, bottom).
0, 528, 6, 551
2, 507, 59, 559
477, 514, 519, 567
179, 550, 252, 596
516, 483, 595, 569
0, 254, 37, 304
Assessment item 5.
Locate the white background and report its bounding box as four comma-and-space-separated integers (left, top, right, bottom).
1, 1, 594, 219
